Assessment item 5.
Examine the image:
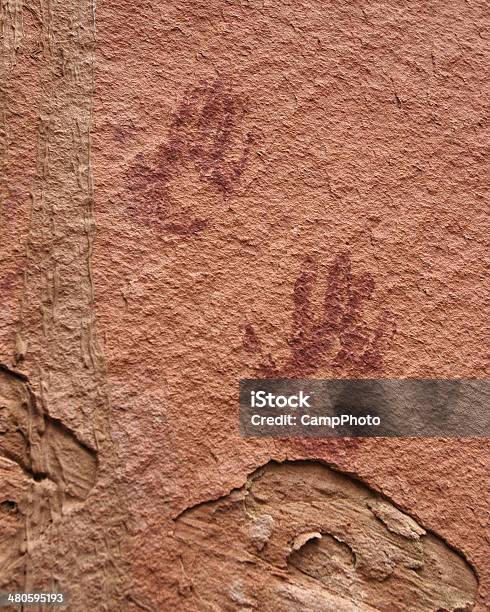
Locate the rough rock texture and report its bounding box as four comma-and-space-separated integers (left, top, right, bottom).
0, 366, 98, 591
0, 0, 489, 610
175, 462, 477, 611
1, 0, 129, 606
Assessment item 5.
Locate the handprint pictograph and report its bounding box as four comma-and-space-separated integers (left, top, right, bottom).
126, 79, 257, 236
243, 253, 396, 378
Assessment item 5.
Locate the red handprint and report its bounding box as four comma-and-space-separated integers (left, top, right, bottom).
244, 253, 396, 378
126, 79, 258, 236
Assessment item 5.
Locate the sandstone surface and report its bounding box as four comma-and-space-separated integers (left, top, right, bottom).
0, 0, 488, 610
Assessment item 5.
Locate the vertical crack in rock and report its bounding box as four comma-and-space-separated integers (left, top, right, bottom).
0, 0, 130, 606
174, 461, 478, 611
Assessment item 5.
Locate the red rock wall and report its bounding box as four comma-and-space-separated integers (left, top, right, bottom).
0, 0, 488, 609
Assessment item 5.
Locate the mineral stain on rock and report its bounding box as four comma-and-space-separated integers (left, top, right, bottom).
174, 461, 478, 611
244, 253, 396, 378
126, 79, 257, 235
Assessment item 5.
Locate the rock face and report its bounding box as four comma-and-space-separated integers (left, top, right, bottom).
175, 462, 477, 611
0, 366, 98, 591
1, 0, 488, 610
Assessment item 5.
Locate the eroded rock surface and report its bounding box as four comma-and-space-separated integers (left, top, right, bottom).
175, 461, 477, 611
1, 0, 488, 607
0, 365, 97, 589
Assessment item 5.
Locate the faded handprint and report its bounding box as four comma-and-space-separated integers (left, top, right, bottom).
243, 253, 396, 377
126, 79, 257, 236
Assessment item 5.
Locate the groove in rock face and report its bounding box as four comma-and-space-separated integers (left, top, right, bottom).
174, 461, 477, 611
